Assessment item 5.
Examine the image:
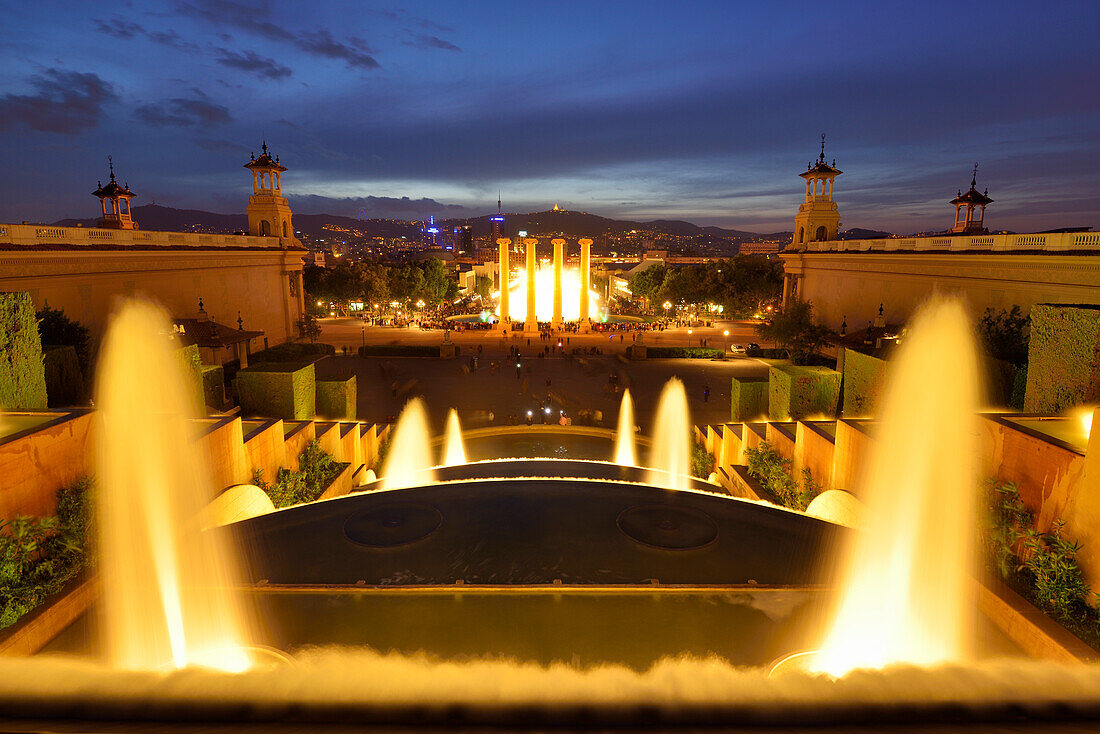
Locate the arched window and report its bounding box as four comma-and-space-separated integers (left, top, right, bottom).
797, 227, 804, 243
815, 225, 827, 241
260, 220, 271, 236
282, 221, 288, 238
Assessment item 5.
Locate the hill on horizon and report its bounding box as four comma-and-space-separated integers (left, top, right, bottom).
54, 204, 764, 241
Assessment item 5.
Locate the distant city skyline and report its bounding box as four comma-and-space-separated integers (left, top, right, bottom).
0, 0, 1097, 233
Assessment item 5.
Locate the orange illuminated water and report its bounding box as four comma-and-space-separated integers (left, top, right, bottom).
442, 408, 467, 466
614, 390, 637, 466
381, 398, 436, 489
94, 299, 253, 671
647, 378, 691, 490
813, 298, 980, 676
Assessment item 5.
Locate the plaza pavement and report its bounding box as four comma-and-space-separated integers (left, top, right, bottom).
314, 318, 771, 432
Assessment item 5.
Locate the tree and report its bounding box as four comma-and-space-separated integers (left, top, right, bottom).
474, 275, 493, 300
979, 305, 1030, 365
37, 306, 91, 376
298, 313, 322, 343
754, 300, 835, 365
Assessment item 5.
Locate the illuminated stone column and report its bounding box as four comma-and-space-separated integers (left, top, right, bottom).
497, 238, 511, 327
524, 237, 538, 333
551, 238, 564, 328
579, 238, 592, 324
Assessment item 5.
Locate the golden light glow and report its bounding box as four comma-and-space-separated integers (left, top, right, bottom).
499, 267, 599, 322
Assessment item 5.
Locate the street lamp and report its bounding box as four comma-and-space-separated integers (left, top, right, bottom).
361, 323, 365, 346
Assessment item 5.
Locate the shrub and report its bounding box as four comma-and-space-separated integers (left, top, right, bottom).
691, 440, 715, 478
744, 441, 819, 510
36, 306, 91, 378
43, 345, 85, 407
253, 440, 343, 508
0, 292, 47, 410
250, 342, 335, 363
317, 376, 356, 419
0, 476, 93, 629
983, 479, 1099, 629
1023, 304, 1100, 413
237, 362, 316, 419
643, 346, 725, 359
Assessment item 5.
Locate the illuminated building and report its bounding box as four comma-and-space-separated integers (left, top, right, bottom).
453, 225, 473, 255
92, 156, 137, 230
949, 164, 993, 235
792, 134, 841, 246
490, 191, 505, 242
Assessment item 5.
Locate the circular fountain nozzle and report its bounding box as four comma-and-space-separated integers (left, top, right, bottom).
343, 503, 443, 548
616, 505, 718, 550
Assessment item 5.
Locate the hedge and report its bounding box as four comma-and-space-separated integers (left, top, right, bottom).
317, 375, 357, 419
841, 348, 887, 417
769, 364, 841, 421
0, 292, 47, 410
43, 345, 84, 407
201, 365, 225, 410
358, 344, 441, 357
237, 361, 316, 419
250, 342, 335, 363
643, 346, 725, 359
731, 376, 768, 421
1023, 304, 1100, 413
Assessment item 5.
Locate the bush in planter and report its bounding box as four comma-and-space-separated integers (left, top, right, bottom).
1023, 304, 1100, 413
317, 375, 356, 419
769, 364, 840, 421
731, 376, 768, 421
237, 361, 316, 419
643, 346, 725, 359
252, 440, 343, 508
744, 442, 820, 511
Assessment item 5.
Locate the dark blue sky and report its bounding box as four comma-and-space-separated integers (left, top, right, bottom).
1, 0, 1097, 233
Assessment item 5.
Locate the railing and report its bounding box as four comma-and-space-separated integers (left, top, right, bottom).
0, 223, 295, 249
798, 230, 1095, 254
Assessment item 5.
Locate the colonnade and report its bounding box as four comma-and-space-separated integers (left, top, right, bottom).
497, 237, 592, 332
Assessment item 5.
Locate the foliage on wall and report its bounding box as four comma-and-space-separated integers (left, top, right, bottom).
691, 439, 715, 479
0, 476, 93, 629
0, 292, 47, 410
731, 377, 768, 421
252, 440, 343, 508
1023, 305, 1100, 413
643, 346, 724, 359
769, 365, 840, 421
744, 441, 820, 511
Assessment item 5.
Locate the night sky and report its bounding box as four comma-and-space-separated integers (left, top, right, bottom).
1, 0, 1097, 233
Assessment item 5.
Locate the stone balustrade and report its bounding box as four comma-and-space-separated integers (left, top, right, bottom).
0, 222, 295, 249
796, 230, 1099, 254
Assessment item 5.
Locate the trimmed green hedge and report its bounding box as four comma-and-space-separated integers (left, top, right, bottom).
0, 292, 47, 410
1024, 305, 1100, 413
643, 346, 725, 359
237, 361, 316, 419
201, 365, 225, 410
769, 364, 841, 421
841, 348, 887, 417
250, 342, 335, 363
317, 375, 357, 419
43, 345, 84, 407
731, 377, 768, 421
358, 344, 441, 357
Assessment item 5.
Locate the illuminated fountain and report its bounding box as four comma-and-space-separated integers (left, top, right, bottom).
94, 299, 253, 671
442, 408, 467, 466
646, 378, 691, 490
381, 398, 435, 489
614, 390, 637, 466
499, 267, 601, 323
812, 298, 981, 675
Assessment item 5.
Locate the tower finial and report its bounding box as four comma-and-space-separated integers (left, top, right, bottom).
971, 162, 979, 189
820, 133, 826, 163
261, 130, 267, 155
497, 189, 501, 214
108, 155, 115, 181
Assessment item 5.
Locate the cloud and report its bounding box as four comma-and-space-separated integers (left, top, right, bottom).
93, 18, 199, 50
296, 29, 379, 69
215, 49, 292, 79
178, 1, 378, 69
135, 90, 230, 126
403, 32, 461, 52
0, 69, 117, 134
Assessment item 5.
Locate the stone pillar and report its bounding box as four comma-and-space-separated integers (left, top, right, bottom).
579, 238, 592, 324
497, 237, 511, 327
551, 238, 564, 327
524, 237, 538, 333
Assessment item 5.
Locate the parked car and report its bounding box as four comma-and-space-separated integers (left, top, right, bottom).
746, 342, 762, 356
729, 344, 747, 355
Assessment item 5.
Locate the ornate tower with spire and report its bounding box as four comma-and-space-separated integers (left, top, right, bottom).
792, 134, 842, 247
949, 164, 993, 235
244, 139, 295, 242
93, 156, 137, 230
